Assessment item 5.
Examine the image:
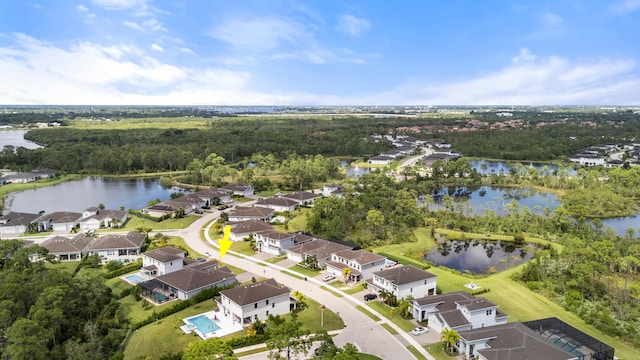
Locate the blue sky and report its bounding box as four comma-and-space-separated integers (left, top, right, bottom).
1, 0, 639, 105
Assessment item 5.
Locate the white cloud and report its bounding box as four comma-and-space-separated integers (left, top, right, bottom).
337, 14, 370, 36
542, 12, 563, 25
76, 4, 89, 12
150, 43, 164, 52
179, 47, 193, 54
76, 4, 96, 21
143, 18, 167, 32
210, 16, 308, 53
512, 48, 536, 63
610, 0, 640, 14
90, 0, 148, 10
123, 21, 143, 31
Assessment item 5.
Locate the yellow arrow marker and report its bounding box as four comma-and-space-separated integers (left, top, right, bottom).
218, 225, 232, 259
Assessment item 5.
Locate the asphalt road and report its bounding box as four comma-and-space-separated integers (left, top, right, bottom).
167, 209, 436, 360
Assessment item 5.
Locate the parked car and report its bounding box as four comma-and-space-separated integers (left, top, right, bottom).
363, 293, 377, 301
322, 274, 335, 282
217, 205, 229, 210
411, 327, 428, 336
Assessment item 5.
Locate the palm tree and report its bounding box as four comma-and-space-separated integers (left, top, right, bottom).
291, 290, 307, 312
440, 328, 460, 355
342, 267, 352, 283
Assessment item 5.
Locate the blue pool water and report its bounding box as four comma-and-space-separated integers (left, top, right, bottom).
187, 315, 221, 335
125, 274, 145, 284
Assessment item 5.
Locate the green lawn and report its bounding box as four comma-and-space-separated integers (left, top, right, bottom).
106, 276, 134, 298
424, 342, 456, 360
230, 240, 256, 256
358, 353, 382, 360
44, 260, 80, 274
272, 207, 310, 233
263, 255, 287, 264
287, 264, 320, 277
407, 346, 428, 360
355, 305, 380, 321
120, 295, 187, 324
366, 301, 416, 332
123, 301, 217, 360
122, 215, 200, 231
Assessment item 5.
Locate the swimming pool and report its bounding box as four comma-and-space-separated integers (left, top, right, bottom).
187, 315, 221, 335
124, 274, 145, 284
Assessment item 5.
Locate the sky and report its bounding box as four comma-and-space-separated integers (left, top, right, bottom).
1, 0, 639, 106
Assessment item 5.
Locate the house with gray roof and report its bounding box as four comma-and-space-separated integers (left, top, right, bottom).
367, 265, 437, 299
36, 211, 83, 232
88, 231, 147, 261
79, 208, 128, 231
281, 191, 321, 206
192, 188, 232, 205
228, 206, 274, 222
0, 211, 40, 235
286, 238, 353, 268
411, 291, 508, 333
455, 322, 587, 360
219, 278, 291, 325
254, 230, 296, 256
254, 197, 298, 212
220, 183, 255, 197
141, 261, 236, 301
326, 249, 387, 282
228, 220, 273, 241
140, 246, 186, 276
40, 233, 95, 261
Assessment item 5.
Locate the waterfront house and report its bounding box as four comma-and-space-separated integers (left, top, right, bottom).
88, 231, 147, 261
367, 265, 437, 299
40, 233, 95, 261
0, 211, 40, 235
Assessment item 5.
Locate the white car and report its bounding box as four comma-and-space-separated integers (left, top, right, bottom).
411, 327, 428, 336
322, 274, 336, 282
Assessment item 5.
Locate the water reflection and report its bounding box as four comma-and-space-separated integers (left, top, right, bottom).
424, 239, 535, 274
340, 160, 371, 178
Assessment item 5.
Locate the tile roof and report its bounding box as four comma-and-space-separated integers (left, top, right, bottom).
456, 298, 497, 311
287, 239, 352, 260
41, 233, 94, 254
281, 191, 320, 202
0, 212, 40, 226
90, 231, 146, 250
333, 249, 385, 265
255, 230, 293, 241
437, 310, 471, 328
413, 291, 474, 308
220, 278, 290, 306
373, 265, 436, 285
229, 220, 273, 234
255, 197, 298, 207
220, 183, 253, 192
155, 263, 235, 292
142, 246, 185, 262
229, 206, 274, 218
40, 211, 82, 223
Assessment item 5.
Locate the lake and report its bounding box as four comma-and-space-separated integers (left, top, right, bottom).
469, 159, 576, 176
0, 130, 43, 150
424, 239, 536, 274
341, 160, 372, 178
3, 177, 175, 214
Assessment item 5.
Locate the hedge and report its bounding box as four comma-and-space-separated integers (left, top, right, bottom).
105, 262, 143, 279
128, 209, 167, 222
227, 333, 269, 349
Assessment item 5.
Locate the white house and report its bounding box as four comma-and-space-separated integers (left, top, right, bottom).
79, 208, 128, 231
219, 278, 291, 326
322, 184, 343, 197
367, 265, 437, 299
35, 211, 82, 232
220, 183, 255, 197
254, 197, 298, 212
88, 231, 147, 261
254, 230, 295, 256
287, 239, 353, 268
39, 233, 95, 261
411, 292, 508, 333
193, 188, 232, 205
326, 249, 386, 282
228, 206, 274, 222
228, 220, 274, 241
367, 155, 394, 165
142, 262, 237, 301
0, 212, 40, 235
140, 246, 186, 276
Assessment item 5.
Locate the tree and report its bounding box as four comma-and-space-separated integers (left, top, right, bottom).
440, 328, 460, 355
5, 318, 50, 360
291, 290, 307, 313
342, 267, 352, 283
182, 338, 236, 360
266, 316, 313, 360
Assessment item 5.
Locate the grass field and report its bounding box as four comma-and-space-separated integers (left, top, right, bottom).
424, 342, 456, 360
366, 301, 416, 332
122, 215, 200, 231
45, 260, 80, 274
230, 240, 256, 256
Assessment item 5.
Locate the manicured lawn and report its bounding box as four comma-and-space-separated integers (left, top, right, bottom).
217, 262, 247, 275
45, 260, 80, 274
122, 301, 217, 360
380, 323, 398, 334
366, 301, 416, 332
271, 207, 310, 233
123, 215, 200, 231
119, 295, 183, 324
165, 236, 205, 258
355, 305, 380, 321
358, 354, 382, 360
0, 174, 83, 200
407, 346, 428, 360
288, 264, 320, 277
294, 298, 344, 333
424, 341, 456, 360
230, 240, 256, 256
263, 255, 287, 264
106, 276, 134, 298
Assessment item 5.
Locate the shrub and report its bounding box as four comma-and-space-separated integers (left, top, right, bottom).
106, 260, 124, 272
105, 262, 143, 279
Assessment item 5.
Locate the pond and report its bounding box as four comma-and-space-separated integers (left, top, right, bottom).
3, 177, 176, 214
0, 130, 43, 150
341, 160, 371, 178
424, 239, 536, 274
469, 159, 576, 176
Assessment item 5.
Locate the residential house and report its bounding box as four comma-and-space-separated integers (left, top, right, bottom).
36, 211, 82, 232
322, 184, 343, 198
411, 291, 508, 333
40, 233, 95, 261
254, 230, 296, 256
367, 265, 437, 299
367, 155, 394, 165
281, 191, 321, 206
219, 278, 291, 325
228, 206, 274, 222
0, 211, 40, 235
79, 208, 128, 231
455, 322, 592, 360
192, 188, 232, 205
254, 197, 298, 212
326, 249, 386, 282
220, 183, 255, 197
141, 261, 237, 301
88, 231, 147, 261
140, 246, 186, 276
286, 238, 353, 268
228, 220, 273, 241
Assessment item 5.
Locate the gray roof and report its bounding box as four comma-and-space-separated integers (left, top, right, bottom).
229, 220, 273, 234
291, 233, 314, 245
155, 263, 235, 292
334, 249, 385, 265
456, 298, 497, 311
0, 212, 40, 226
287, 239, 352, 260
220, 278, 290, 306
193, 188, 231, 199
142, 246, 185, 262
39, 211, 82, 223
413, 291, 474, 308
255, 197, 298, 207
229, 206, 274, 218
255, 230, 293, 241
281, 191, 320, 202
41, 233, 94, 254
437, 310, 470, 328
220, 183, 253, 192
90, 231, 146, 250
459, 323, 577, 360
373, 265, 436, 285
82, 209, 127, 222
326, 261, 361, 276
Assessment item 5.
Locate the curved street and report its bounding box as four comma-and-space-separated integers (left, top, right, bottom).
167, 209, 436, 360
